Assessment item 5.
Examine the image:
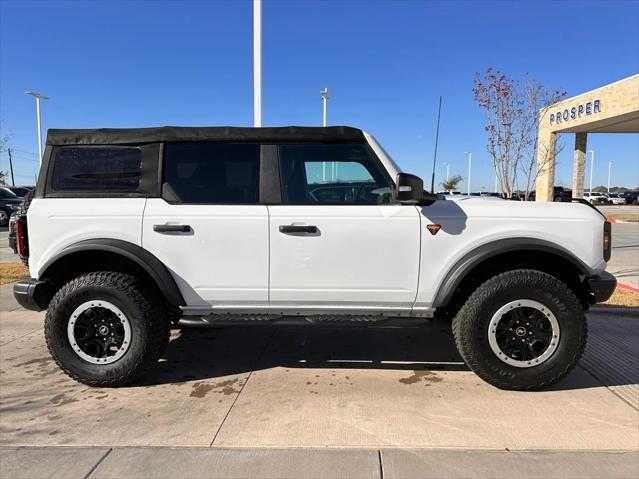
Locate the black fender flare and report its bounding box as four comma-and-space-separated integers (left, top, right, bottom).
40, 238, 185, 307
432, 238, 591, 308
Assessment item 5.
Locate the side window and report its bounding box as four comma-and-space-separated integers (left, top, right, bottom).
279, 144, 393, 205
51, 147, 142, 191
163, 143, 260, 204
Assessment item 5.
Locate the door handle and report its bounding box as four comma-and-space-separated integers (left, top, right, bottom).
279, 225, 318, 234
153, 224, 192, 233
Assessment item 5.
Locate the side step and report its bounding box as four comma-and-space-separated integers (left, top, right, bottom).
177, 314, 433, 328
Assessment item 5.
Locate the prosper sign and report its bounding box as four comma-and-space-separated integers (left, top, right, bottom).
550, 99, 601, 125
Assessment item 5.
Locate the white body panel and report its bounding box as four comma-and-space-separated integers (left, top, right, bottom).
268, 205, 420, 310
142, 199, 269, 307
28, 198, 146, 277
414, 198, 606, 308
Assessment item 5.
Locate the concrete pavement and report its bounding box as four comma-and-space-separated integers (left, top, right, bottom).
1, 447, 637, 479
0, 306, 638, 477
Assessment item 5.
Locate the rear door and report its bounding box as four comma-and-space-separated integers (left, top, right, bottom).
268, 143, 421, 312
142, 143, 269, 307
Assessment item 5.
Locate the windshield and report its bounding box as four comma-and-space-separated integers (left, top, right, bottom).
0, 188, 18, 199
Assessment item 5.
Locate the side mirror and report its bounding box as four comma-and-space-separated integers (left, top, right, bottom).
396, 173, 437, 205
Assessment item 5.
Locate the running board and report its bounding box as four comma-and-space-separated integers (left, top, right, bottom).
177, 314, 435, 328
179, 305, 435, 319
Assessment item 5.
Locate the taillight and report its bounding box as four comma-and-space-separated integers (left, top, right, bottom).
603, 221, 611, 262
16, 216, 29, 259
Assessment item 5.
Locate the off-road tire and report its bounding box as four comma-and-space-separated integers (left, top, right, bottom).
44, 272, 170, 387
452, 269, 587, 391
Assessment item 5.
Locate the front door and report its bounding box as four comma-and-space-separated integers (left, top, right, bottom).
268, 143, 421, 312
143, 142, 269, 307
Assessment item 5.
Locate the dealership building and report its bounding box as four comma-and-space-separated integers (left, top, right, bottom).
536, 74, 639, 201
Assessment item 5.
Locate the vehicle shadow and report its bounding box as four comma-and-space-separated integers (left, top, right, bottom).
136, 319, 469, 387
136, 314, 638, 392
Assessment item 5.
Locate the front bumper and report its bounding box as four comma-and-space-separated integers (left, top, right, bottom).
586, 271, 617, 303
13, 279, 51, 311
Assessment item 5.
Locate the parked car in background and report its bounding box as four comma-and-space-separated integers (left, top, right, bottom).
583, 192, 610, 205
3, 186, 33, 197
620, 191, 639, 205
0, 187, 24, 226
604, 193, 626, 205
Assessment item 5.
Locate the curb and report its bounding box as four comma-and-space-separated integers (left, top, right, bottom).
607, 217, 637, 224
617, 282, 639, 293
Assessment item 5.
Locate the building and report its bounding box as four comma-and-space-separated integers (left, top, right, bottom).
535, 74, 639, 201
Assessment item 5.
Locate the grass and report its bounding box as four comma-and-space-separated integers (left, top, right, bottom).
0, 262, 29, 285
610, 213, 639, 222
602, 287, 639, 308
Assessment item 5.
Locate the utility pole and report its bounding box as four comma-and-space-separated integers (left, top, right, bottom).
494, 175, 498, 193
25, 91, 50, 164
8, 148, 15, 186
465, 151, 472, 195
253, 0, 262, 127
607, 160, 612, 193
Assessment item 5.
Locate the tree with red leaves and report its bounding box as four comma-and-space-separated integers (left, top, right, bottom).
473, 68, 566, 200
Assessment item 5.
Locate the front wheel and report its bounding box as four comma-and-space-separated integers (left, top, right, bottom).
452, 269, 586, 391
45, 272, 170, 387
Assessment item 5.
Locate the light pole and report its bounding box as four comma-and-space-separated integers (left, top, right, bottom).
321, 88, 328, 127
465, 151, 472, 195
494, 175, 498, 193
25, 90, 49, 164
588, 150, 595, 194
607, 160, 612, 193
253, 0, 262, 127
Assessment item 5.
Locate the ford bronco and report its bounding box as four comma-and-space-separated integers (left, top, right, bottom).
13, 126, 616, 390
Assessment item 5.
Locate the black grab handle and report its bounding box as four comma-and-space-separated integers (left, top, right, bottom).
153, 224, 192, 233
279, 225, 318, 234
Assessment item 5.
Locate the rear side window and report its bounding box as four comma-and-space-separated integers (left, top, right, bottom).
51, 147, 142, 191
163, 143, 260, 204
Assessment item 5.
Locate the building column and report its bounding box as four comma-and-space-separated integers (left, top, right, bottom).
572, 132, 587, 199
535, 127, 557, 202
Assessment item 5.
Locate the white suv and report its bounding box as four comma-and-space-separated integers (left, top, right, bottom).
14, 126, 616, 390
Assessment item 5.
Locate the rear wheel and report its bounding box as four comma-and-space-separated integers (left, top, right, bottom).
452, 269, 586, 390
45, 272, 170, 387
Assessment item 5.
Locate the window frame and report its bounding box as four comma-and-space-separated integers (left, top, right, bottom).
276, 142, 397, 206
160, 141, 262, 205
44, 144, 160, 198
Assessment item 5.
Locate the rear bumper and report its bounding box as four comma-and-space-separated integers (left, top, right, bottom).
13, 279, 51, 311
586, 272, 617, 303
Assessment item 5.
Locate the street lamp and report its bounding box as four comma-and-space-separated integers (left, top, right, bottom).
607, 160, 612, 193
588, 150, 595, 194
443, 162, 450, 182
321, 88, 328, 127
25, 90, 50, 165
465, 151, 472, 195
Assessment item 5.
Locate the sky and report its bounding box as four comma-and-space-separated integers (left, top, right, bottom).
1, 0, 638, 190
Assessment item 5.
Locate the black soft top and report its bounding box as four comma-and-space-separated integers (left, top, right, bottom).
46, 126, 365, 146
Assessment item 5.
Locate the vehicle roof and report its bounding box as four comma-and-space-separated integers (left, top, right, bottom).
46, 126, 365, 146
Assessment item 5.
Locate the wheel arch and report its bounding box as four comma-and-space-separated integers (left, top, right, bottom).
39, 239, 185, 308
433, 238, 592, 311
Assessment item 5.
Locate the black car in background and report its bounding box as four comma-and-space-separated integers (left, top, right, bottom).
3, 186, 33, 197
620, 191, 639, 205
0, 187, 24, 227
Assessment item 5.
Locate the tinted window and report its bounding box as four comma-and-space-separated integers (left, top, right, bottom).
163, 143, 260, 204
279, 144, 392, 205
51, 147, 142, 191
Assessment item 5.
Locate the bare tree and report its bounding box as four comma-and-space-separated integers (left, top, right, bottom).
0, 124, 9, 185
473, 69, 565, 200
441, 175, 463, 192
